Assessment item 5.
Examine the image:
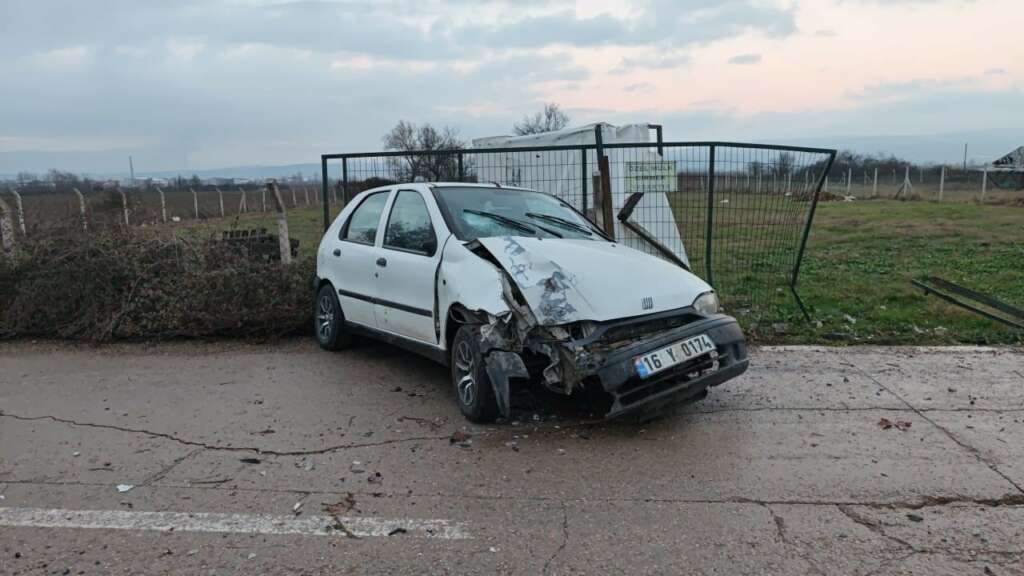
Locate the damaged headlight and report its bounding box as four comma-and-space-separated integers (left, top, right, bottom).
693, 291, 719, 316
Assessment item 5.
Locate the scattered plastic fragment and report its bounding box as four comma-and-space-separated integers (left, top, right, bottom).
116, 484, 134, 493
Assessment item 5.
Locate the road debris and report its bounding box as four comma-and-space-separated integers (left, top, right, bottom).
906, 513, 924, 522
368, 472, 383, 484
239, 457, 261, 465
323, 494, 357, 516
877, 418, 912, 431
449, 430, 472, 447
115, 484, 134, 493
350, 461, 365, 473
387, 527, 408, 536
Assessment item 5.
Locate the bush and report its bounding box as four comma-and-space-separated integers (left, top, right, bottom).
0, 227, 313, 340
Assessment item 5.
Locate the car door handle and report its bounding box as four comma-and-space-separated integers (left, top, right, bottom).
332, 248, 341, 257
376, 257, 387, 268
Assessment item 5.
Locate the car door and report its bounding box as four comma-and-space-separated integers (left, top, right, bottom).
373, 189, 441, 343
332, 189, 392, 328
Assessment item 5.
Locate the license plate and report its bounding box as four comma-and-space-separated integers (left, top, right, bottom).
633, 334, 716, 379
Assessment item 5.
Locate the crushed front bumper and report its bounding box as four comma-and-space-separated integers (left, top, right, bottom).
571, 314, 749, 419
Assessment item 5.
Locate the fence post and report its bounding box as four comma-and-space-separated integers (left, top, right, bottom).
72, 187, 88, 231
9, 189, 26, 236
321, 158, 330, 232
342, 158, 349, 204
290, 185, 297, 207
705, 145, 716, 286
872, 168, 878, 197
457, 153, 464, 182
119, 188, 130, 227
156, 186, 167, 223
846, 168, 852, 196
938, 166, 945, 202
191, 188, 199, 219
269, 182, 292, 264
981, 167, 988, 202
262, 186, 267, 212
238, 187, 247, 214
0, 194, 16, 263
216, 187, 225, 217
303, 186, 310, 206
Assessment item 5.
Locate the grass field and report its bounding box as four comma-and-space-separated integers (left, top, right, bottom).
179, 198, 1023, 345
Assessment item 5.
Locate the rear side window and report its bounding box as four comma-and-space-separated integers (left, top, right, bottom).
342, 192, 389, 244
384, 191, 436, 255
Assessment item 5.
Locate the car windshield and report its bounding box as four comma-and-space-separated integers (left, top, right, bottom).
433, 186, 602, 241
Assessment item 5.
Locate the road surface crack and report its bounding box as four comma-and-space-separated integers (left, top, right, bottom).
542, 500, 569, 575
841, 355, 1024, 495
0, 411, 449, 456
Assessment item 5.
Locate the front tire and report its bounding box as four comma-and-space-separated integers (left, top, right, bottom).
451, 324, 499, 423
314, 284, 352, 351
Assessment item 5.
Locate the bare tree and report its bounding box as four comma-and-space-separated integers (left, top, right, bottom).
382, 120, 466, 181
513, 103, 570, 136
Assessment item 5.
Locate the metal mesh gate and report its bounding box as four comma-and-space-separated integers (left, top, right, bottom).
321, 140, 835, 315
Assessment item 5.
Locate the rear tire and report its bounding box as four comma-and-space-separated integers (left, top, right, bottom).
451, 324, 499, 423
315, 284, 352, 351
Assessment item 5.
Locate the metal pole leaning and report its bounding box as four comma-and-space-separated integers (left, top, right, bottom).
269, 182, 292, 265
120, 188, 130, 227
156, 186, 167, 223
72, 187, 88, 231
9, 189, 26, 236
0, 195, 15, 263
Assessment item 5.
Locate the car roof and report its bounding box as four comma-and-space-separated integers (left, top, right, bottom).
355, 181, 537, 196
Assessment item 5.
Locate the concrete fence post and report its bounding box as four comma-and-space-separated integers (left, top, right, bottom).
981, 167, 988, 202
846, 168, 852, 196
269, 182, 292, 264
938, 166, 945, 202
290, 186, 297, 207
72, 187, 88, 231
216, 187, 225, 218
156, 186, 167, 223
238, 187, 247, 214
872, 168, 878, 198
9, 189, 26, 236
119, 189, 130, 227
0, 194, 16, 263
191, 188, 199, 219
303, 187, 310, 206
261, 187, 267, 213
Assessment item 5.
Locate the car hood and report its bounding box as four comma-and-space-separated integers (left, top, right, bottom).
474, 236, 711, 325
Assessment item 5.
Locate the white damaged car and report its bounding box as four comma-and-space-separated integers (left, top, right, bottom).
314, 182, 749, 421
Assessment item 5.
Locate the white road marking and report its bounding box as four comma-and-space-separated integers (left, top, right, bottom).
0, 507, 471, 540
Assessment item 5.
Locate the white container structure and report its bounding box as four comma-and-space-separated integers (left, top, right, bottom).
472, 123, 690, 268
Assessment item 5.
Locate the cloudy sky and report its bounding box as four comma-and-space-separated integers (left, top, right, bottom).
1, 0, 1021, 174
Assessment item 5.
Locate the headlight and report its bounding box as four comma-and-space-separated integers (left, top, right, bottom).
693, 291, 719, 315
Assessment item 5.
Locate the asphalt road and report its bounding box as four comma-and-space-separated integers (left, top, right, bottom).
1, 341, 1023, 575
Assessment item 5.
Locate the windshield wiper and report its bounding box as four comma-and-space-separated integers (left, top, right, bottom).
463, 209, 562, 238
525, 212, 594, 236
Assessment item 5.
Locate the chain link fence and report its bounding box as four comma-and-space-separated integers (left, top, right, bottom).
322, 137, 836, 314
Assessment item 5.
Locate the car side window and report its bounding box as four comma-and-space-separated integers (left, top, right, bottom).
341, 192, 389, 244
383, 191, 437, 255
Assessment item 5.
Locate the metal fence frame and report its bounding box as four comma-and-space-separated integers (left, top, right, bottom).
320, 134, 836, 318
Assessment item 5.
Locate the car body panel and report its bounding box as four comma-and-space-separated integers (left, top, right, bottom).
473, 236, 711, 325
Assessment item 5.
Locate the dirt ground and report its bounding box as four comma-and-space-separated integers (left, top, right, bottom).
1, 341, 1023, 575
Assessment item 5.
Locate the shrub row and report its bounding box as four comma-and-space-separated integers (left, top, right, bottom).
0, 228, 313, 340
